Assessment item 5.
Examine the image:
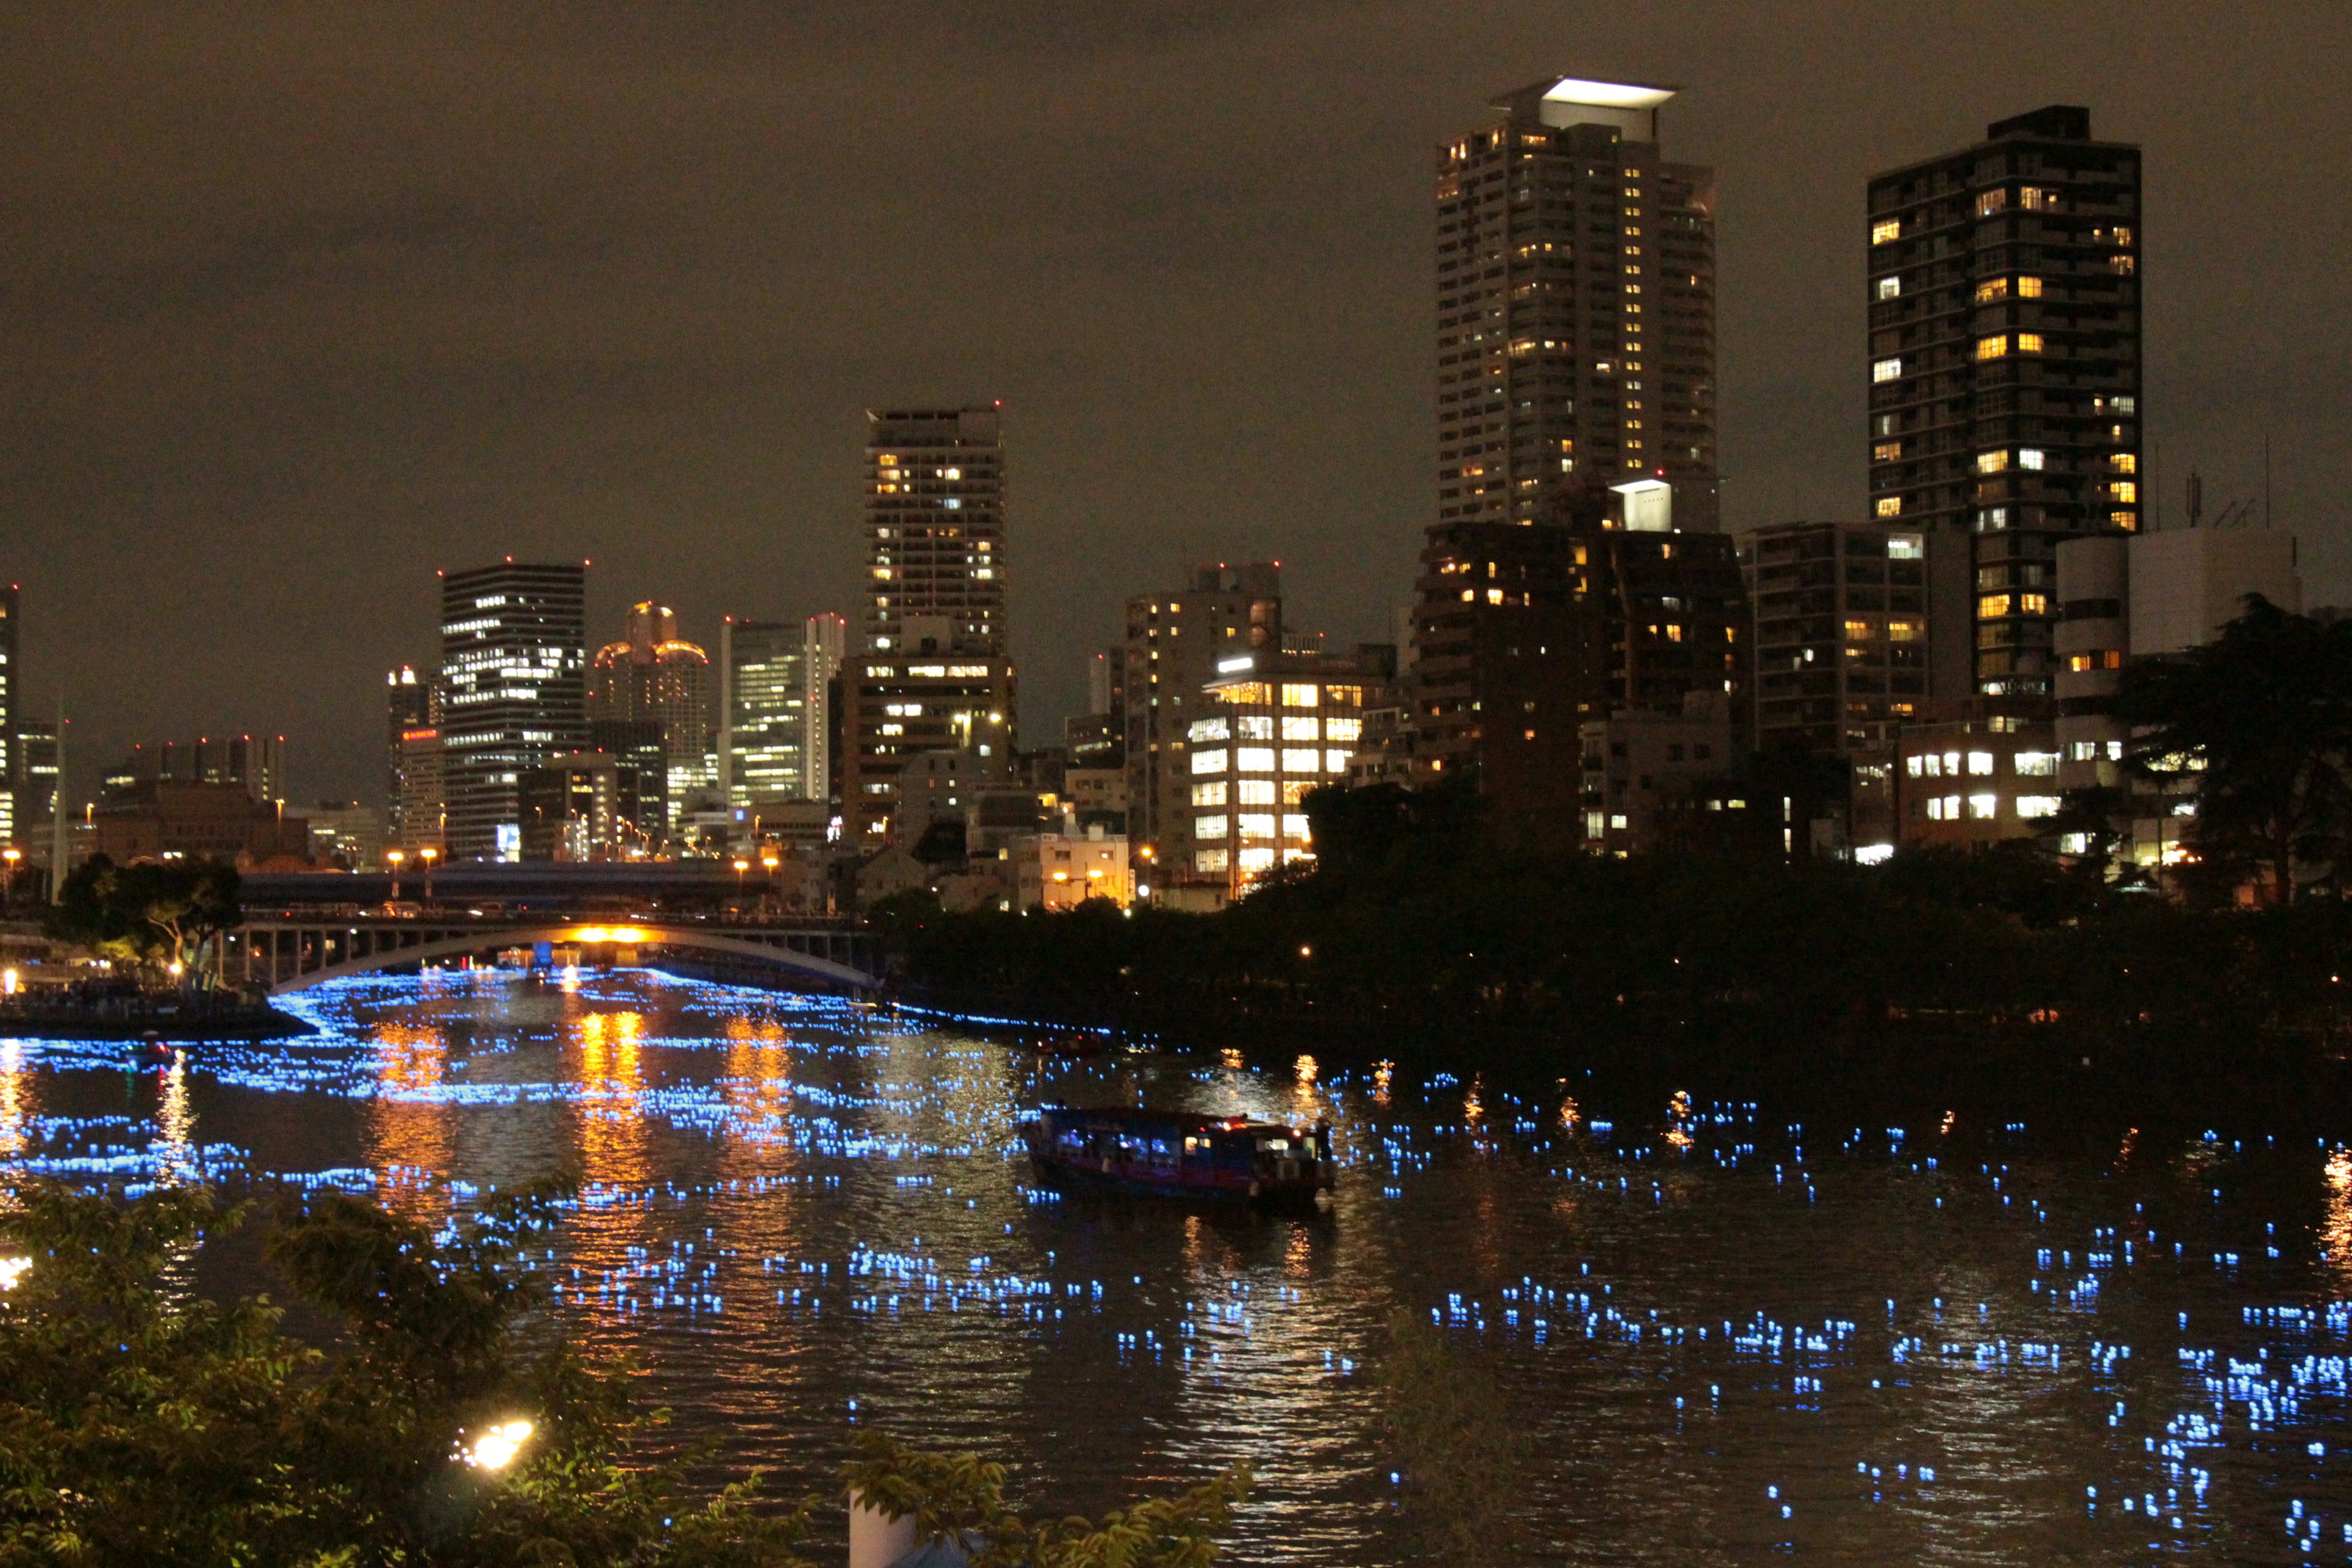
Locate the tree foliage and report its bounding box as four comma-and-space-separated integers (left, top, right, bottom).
2117, 595, 2352, 905
1372, 1310, 1530, 1566
43, 854, 242, 979
0, 1183, 1249, 1568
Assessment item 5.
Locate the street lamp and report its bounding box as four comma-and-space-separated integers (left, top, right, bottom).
418, 845, 438, 902
732, 858, 750, 911
1, 847, 18, 903
386, 849, 406, 902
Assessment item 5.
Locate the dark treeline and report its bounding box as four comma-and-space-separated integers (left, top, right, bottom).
873, 781, 2352, 1097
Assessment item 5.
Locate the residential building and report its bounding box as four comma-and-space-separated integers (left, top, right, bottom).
1183, 644, 1393, 900
804, 612, 848, 816
518, 753, 645, 862
90, 780, 310, 865
1061, 766, 1127, 831
846, 407, 1017, 840
1016, 817, 1133, 911
1123, 564, 1283, 878
1855, 703, 2062, 850
1438, 77, 1716, 530
1577, 688, 1740, 852
1866, 105, 2143, 697
1410, 480, 1748, 834
1065, 646, 1126, 768
385, 665, 431, 838
437, 560, 587, 862
589, 601, 712, 830
1743, 521, 1960, 756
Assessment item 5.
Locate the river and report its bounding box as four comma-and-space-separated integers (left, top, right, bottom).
4, 967, 2350, 1564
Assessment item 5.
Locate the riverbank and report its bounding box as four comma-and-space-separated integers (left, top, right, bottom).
0, 995, 314, 1041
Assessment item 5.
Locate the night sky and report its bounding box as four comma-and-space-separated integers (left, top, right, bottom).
6, 2, 2347, 805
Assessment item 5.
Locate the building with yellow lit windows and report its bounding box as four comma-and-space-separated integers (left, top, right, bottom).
1182, 647, 1395, 900
846, 407, 1017, 841
1436, 77, 1717, 532
1866, 106, 2143, 698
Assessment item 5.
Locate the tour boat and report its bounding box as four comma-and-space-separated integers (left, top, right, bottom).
1023, 1106, 1335, 1205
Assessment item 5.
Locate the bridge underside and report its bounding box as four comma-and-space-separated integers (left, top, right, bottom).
221, 922, 879, 997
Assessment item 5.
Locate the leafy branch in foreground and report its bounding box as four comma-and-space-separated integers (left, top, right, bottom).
0, 1183, 1251, 1568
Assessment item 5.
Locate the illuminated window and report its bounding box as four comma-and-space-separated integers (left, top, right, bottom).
1974, 189, 2008, 217
1967, 752, 1996, 776
1237, 748, 1276, 774
1873, 357, 1903, 382
1238, 847, 1276, 874
1874, 440, 1903, 462
2111, 481, 2138, 503
1975, 335, 2009, 360
1979, 594, 2012, 619
1194, 813, 1228, 839
1282, 813, 1311, 841
1191, 748, 1228, 775
1875, 276, 1901, 299
2019, 448, 2045, 470
1235, 779, 1276, 805
1237, 715, 1275, 741
1967, 793, 1999, 819
1845, 619, 1876, 641
1905, 756, 1926, 778
2019, 593, 2049, 615
1191, 781, 1227, 806
2015, 752, 2059, 777
1194, 848, 1228, 873
1973, 277, 2010, 304
1188, 717, 1229, 743
1280, 715, 1317, 741
2018, 796, 2061, 818
1976, 450, 2010, 473
2016, 333, 2043, 354
1872, 218, 1901, 244
1875, 497, 1902, 518
1887, 619, 1922, 642
1237, 813, 1278, 840
1926, 794, 1961, 820
2019, 186, 2056, 211
1324, 750, 1351, 773
1325, 717, 1362, 744
1888, 535, 1923, 560
2111, 453, 2137, 473
1281, 683, 1319, 707
2018, 276, 2043, 298
1281, 747, 1319, 774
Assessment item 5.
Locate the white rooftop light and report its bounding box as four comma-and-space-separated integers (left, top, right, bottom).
1542, 78, 1676, 110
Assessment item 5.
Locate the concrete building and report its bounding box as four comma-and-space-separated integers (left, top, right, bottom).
392, 727, 445, 853
437, 560, 587, 862
586, 718, 667, 845
1410, 482, 1747, 834
1577, 689, 1739, 852
1438, 77, 1716, 529
847, 407, 1016, 841
1183, 646, 1392, 900
1855, 702, 2062, 851
1743, 522, 1959, 756
518, 753, 645, 862
90, 780, 310, 865
1866, 105, 2143, 698
804, 612, 848, 817
1122, 564, 1283, 877
1017, 817, 1133, 911
590, 601, 712, 831
117, 734, 287, 806
718, 618, 818, 812
1064, 646, 1126, 769
2128, 527, 2299, 657
304, 801, 385, 870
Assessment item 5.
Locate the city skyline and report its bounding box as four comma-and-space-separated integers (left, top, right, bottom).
3, 6, 2346, 804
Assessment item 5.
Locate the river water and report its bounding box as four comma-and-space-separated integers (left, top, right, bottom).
5, 967, 2351, 1564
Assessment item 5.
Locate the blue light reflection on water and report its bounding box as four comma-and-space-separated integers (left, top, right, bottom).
3, 969, 2352, 1563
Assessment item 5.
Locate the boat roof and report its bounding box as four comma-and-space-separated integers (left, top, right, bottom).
1038, 1105, 1312, 1135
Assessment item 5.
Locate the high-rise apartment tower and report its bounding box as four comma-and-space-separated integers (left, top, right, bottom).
437, 560, 587, 861
1438, 78, 1717, 530
1866, 105, 2143, 697
846, 407, 1016, 841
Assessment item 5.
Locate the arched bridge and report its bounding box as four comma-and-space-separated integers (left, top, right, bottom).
216, 918, 880, 997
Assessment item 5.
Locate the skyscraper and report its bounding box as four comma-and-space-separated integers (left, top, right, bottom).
1866, 105, 2143, 697
1121, 564, 1283, 880
385, 665, 430, 839
846, 407, 1017, 841
589, 601, 713, 829
1438, 78, 1717, 530
0, 583, 16, 848
804, 612, 847, 815
437, 560, 587, 862
720, 619, 813, 808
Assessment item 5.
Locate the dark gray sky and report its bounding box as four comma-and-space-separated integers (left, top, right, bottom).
6, 1, 2348, 805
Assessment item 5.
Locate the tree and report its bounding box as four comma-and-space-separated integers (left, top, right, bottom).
43, 855, 241, 984
1371, 1310, 1530, 1566
2116, 596, 2352, 905
0, 1182, 1248, 1568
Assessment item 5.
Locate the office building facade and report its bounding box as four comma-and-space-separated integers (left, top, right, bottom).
1866, 105, 2143, 697
1438, 77, 1717, 530
1122, 564, 1283, 879
437, 560, 587, 862
385, 665, 431, 839
846, 407, 1016, 840
720, 617, 835, 810
589, 601, 712, 830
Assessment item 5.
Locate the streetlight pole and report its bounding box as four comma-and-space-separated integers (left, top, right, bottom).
386, 849, 406, 902
418, 845, 437, 903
